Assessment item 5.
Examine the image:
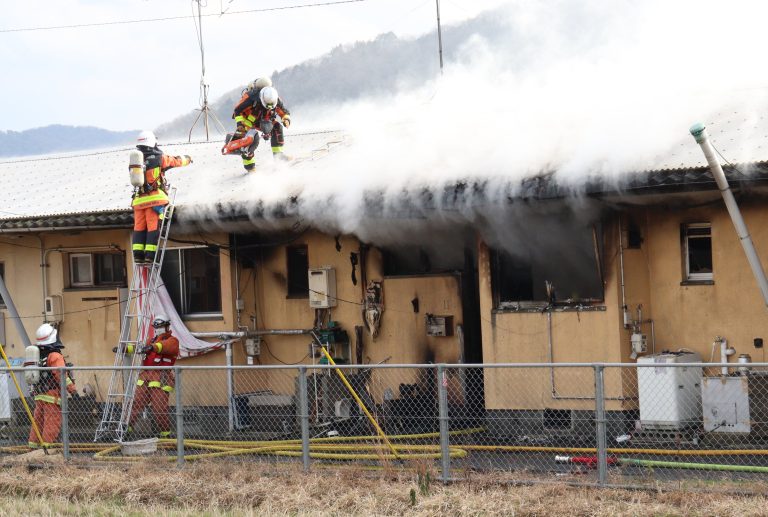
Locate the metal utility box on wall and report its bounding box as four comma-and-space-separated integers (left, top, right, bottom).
637, 351, 702, 430
308, 267, 337, 309
701, 375, 768, 435
45, 295, 63, 322
426, 314, 453, 337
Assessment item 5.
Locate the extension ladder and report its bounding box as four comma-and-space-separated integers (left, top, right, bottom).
94, 189, 177, 442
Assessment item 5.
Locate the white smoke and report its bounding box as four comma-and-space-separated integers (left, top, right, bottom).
182, 0, 768, 261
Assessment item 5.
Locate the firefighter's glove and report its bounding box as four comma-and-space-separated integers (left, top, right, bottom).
141, 344, 154, 354
282, 115, 291, 128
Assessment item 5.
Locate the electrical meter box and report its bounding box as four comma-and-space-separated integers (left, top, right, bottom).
308, 267, 337, 309
426, 314, 453, 337
44, 295, 63, 322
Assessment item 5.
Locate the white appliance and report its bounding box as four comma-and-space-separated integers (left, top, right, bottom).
637, 352, 702, 430
701, 375, 768, 435
308, 267, 337, 309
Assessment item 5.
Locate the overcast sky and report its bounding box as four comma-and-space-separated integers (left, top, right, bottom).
0, 0, 507, 132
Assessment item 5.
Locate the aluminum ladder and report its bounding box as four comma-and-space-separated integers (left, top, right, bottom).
94, 189, 177, 442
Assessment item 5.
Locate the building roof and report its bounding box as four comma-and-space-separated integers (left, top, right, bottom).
2, 115, 768, 232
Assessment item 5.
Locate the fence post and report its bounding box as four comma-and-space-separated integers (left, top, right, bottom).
59, 366, 70, 461
437, 364, 450, 482
298, 366, 310, 472
175, 367, 184, 468
594, 364, 607, 486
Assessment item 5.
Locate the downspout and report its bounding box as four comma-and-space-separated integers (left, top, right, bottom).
0, 269, 33, 349
690, 123, 768, 307
618, 219, 629, 328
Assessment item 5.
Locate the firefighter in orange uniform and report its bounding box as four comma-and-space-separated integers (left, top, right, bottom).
132, 130, 192, 264
125, 315, 180, 438
226, 78, 292, 171
27, 323, 77, 448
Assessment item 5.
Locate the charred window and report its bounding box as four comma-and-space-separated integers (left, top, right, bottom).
161, 247, 222, 316
683, 223, 713, 282
491, 225, 604, 309
286, 245, 309, 298
626, 219, 643, 249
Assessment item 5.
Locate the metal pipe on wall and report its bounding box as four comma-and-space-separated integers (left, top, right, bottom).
690, 123, 768, 308
190, 329, 311, 339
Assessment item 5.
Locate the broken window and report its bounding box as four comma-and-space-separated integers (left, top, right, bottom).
161, 247, 222, 316
683, 223, 713, 282
491, 224, 604, 308
286, 245, 309, 298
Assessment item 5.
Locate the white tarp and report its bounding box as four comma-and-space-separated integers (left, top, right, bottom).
155, 284, 234, 358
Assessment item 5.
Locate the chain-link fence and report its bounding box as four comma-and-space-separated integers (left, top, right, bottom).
2, 361, 768, 492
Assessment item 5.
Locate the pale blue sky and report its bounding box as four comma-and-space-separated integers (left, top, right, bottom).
0, 0, 507, 132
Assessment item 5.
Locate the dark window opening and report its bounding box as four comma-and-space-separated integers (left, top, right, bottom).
286, 245, 309, 298
627, 220, 643, 249
683, 223, 713, 281
544, 409, 572, 430
68, 252, 127, 288
491, 224, 604, 308
161, 247, 222, 316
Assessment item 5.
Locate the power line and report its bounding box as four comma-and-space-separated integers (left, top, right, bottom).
0, 0, 369, 34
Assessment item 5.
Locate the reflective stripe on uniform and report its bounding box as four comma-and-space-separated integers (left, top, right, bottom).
148, 381, 162, 388
132, 191, 169, 207
136, 379, 145, 386
272, 146, 283, 153
162, 385, 174, 393
155, 342, 163, 353
34, 394, 60, 405
158, 430, 171, 437
242, 156, 256, 166
132, 243, 145, 251
145, 244, 158, 252
66, 377, 73, 386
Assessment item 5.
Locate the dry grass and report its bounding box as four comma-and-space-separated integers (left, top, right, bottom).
0, 461, 767, 516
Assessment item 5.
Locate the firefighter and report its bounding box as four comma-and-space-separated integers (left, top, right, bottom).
125, 315, 180, 438
228, 80, 292, 171
27, 323, 78, 448
131, 130, 192, 264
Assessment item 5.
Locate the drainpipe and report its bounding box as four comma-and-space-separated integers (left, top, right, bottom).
690, 123, 768, 308
0, 270, 33, 349
226, 342, 234, 433
618, 220, 629, 328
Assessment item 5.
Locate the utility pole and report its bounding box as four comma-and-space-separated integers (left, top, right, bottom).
188, 0, 226, 142
435, 0, 444, 74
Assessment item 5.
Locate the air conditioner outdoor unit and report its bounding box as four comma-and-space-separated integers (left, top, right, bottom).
45, 295, 63, 322
308, 267, 337, 309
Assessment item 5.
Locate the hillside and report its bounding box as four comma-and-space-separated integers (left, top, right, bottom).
0, 125, 138, 158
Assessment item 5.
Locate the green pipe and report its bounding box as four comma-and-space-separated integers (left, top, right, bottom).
620, 457, 768, 473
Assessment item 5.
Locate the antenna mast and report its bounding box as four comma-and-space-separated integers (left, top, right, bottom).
435, 0, 444, 74
188, 0, 226, 142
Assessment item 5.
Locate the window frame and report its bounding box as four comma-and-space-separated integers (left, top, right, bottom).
683, 222, 713, 282
67, 251, 127, 289
162, 246, 223, 318
0, 262, 5, 308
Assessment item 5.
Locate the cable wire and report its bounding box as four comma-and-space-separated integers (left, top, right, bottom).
0, 0, 369, 34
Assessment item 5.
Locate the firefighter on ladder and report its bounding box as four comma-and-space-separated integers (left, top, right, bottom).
223, 77, 292, 171
26, 323, 78, 448
122, 315, 180, 438
131, 130, 192, 264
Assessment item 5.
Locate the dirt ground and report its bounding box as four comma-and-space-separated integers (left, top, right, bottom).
0, 460, 767, 516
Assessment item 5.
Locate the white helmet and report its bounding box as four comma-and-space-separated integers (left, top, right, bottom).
137, 130, 157, 148
251, 77, 272, 90
36, 323, 58, 346
152, 315, 171, 329
259, 87, 279, 109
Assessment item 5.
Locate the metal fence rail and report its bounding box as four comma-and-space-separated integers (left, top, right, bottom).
1, 362, 768, 492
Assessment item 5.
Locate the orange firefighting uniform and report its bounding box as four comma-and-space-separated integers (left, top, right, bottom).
28, 350, 77, 447
232, 88, 291, 171
128, 330, 180, 437
131, 148, 191, 263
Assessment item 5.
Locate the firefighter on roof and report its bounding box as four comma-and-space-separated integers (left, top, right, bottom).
223, 77, 292, 171
123, 315, 180, 438
25, 323, 78, 448
131, 130, 192, 264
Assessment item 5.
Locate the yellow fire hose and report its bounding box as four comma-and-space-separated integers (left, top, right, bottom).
317, 345, 400, 459
0, 342, 47, 452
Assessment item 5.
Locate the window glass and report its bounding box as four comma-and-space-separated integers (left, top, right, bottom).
70, 254, 93, 286
685, 223, 713, 280
161, 247, 221, 315
96, 253, 126, 285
